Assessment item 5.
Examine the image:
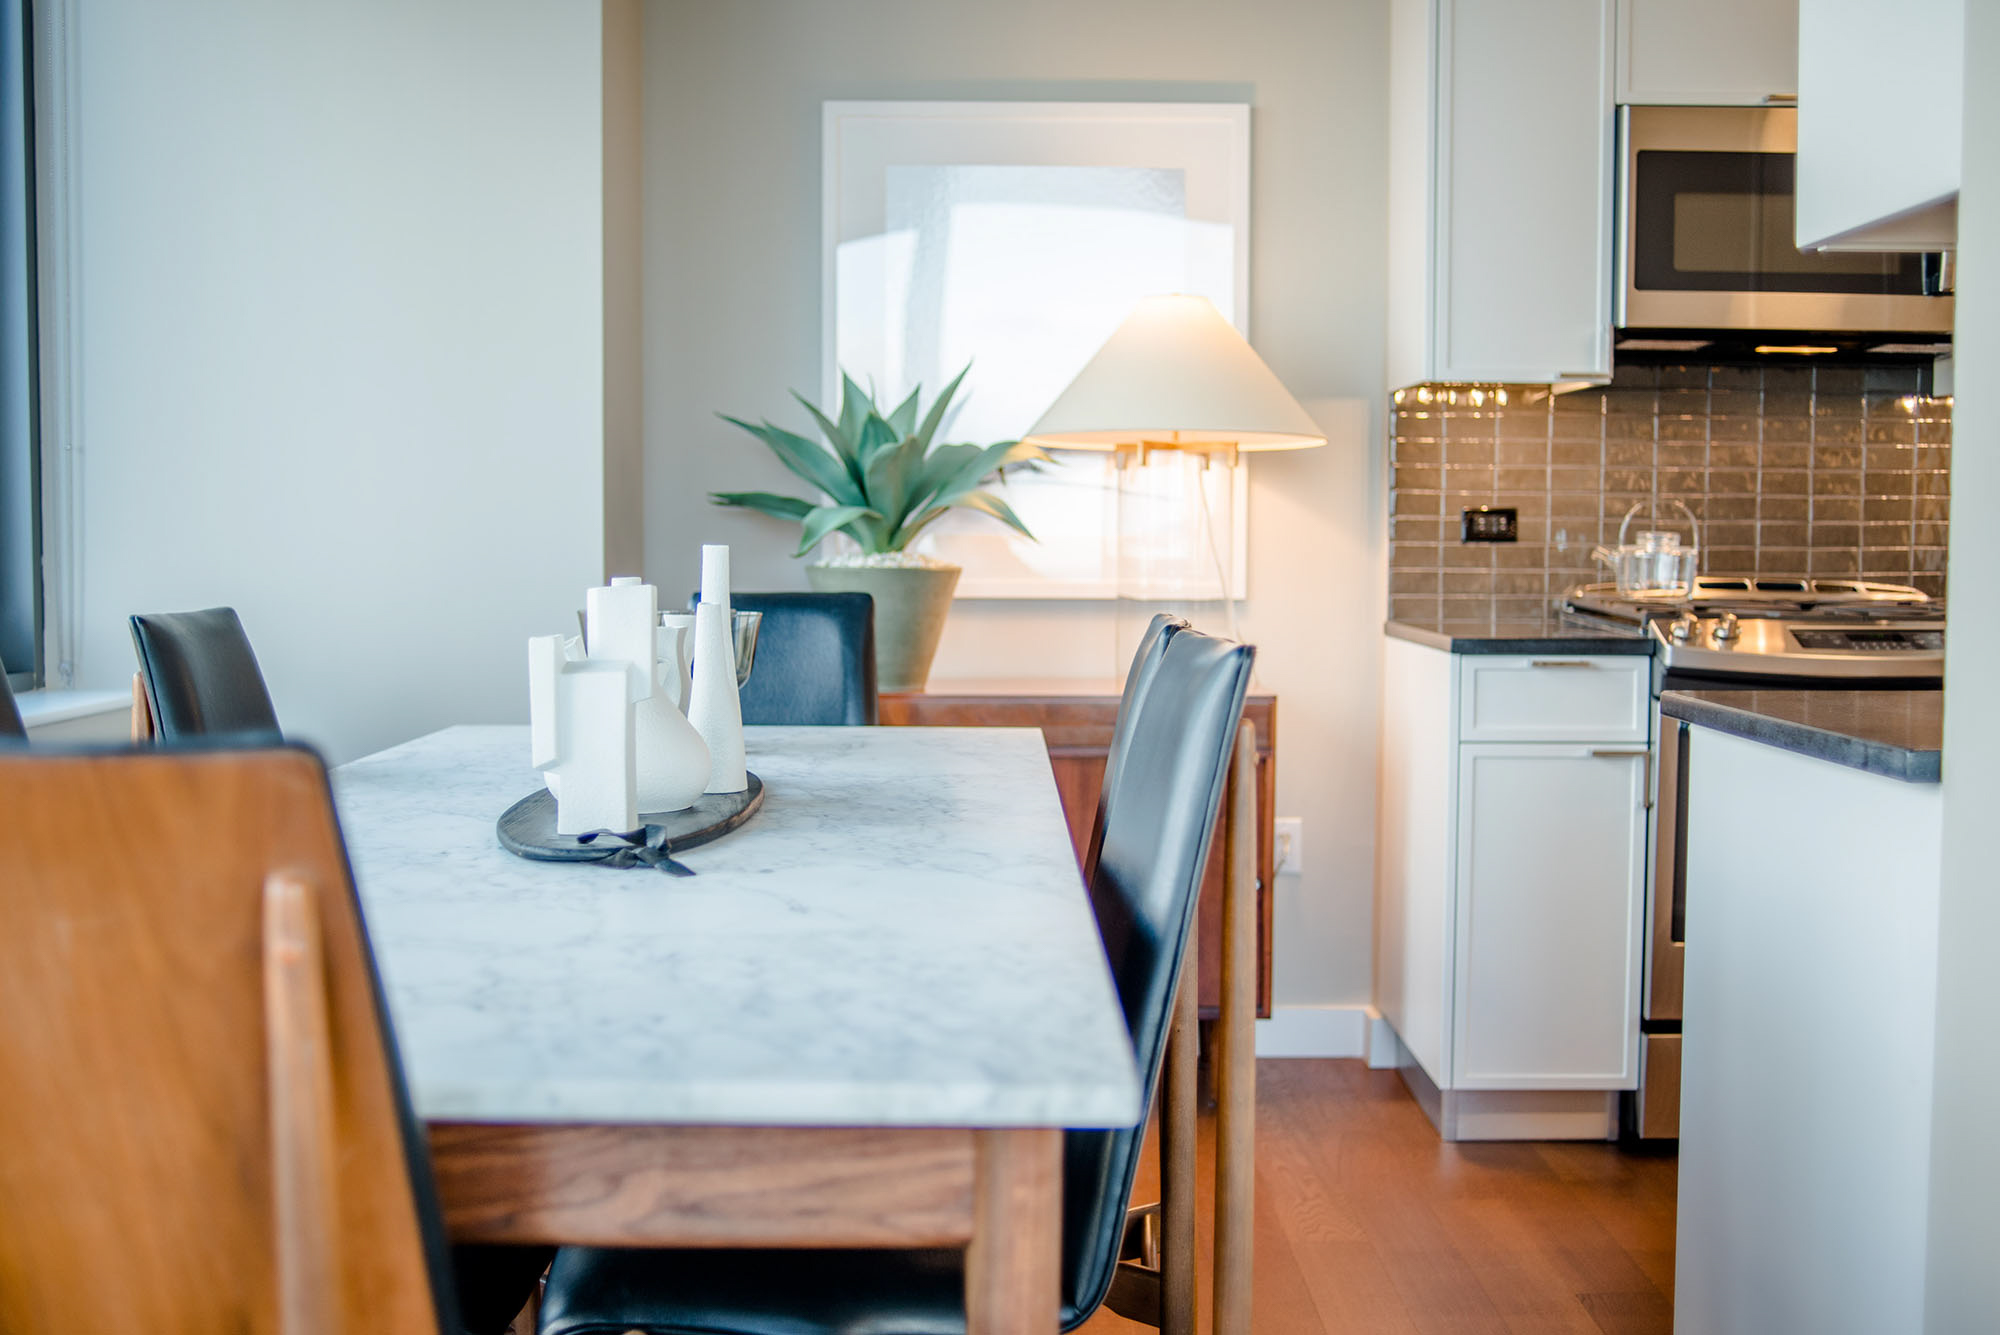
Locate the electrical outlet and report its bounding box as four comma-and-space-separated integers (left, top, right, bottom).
1461, 505, 1519, 542
1274, 817, 1303, 876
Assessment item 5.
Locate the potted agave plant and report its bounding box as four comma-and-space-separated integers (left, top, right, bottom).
714, 369, 1047, 692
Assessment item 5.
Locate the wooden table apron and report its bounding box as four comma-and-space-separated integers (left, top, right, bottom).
334, 725, 1136, 1334
428, 1122, 1063, 1333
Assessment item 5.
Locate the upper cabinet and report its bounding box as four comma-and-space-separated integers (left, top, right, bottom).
1386, 0, 1615, 390
1795, 0, 1962, 252
1616, 0, 1798, 106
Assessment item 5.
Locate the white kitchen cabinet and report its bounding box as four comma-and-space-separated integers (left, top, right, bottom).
1375, 636, 1650, 1138
1677, 727, 1941, 1334
1795, 0, 1961, 251
1386, 0, 1615, 389
1616, 0, 1798, 106
1453, 745, 1647, 1090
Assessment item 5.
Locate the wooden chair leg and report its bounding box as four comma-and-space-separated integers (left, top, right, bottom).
1159, 937, 1199, 1335
1212, 721, 1258, 1335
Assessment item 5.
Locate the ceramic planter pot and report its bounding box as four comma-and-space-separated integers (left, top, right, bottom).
806, 563, 961, 693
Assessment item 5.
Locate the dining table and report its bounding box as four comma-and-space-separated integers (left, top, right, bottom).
332, 723, 1143, 1334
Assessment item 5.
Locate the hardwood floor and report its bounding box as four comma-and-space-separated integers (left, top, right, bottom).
1080, 1059, 1677, 1335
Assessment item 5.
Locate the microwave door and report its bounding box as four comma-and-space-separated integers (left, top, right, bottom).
1618, 106, 1948, 334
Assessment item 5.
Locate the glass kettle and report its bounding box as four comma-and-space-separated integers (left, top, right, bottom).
1592, 499, 1701, 601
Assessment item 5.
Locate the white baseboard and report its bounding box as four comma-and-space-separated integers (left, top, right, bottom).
1254, 1003, 1369, 1058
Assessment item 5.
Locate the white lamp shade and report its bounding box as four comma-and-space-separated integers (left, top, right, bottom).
1022, 294, 1325, 451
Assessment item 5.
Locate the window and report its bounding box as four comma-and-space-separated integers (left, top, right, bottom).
0, 0, 38, 691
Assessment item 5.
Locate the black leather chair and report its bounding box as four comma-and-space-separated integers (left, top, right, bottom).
689, 591, 877, 726
1083, 613, 1189, 880
537, 626, 1256, 1335
129, 608, 282, 743
0, 659, 25, 740
126, 610, 555, 1332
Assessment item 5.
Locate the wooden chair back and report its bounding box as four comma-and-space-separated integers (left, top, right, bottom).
0, 744, 457, 1334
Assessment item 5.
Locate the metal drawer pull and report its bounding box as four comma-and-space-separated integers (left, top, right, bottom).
1528, 659, 1598, 668
1588, 748, 1654, 809
1763, 92, 1798, 103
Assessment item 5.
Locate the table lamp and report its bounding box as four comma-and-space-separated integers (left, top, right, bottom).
1022, 294, 1324, 634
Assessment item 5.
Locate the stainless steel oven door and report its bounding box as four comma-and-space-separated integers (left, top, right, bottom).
1618, 106, 1952, 334
1628, 711, 1688, 1140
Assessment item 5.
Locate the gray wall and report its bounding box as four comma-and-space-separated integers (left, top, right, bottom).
57, 0, 610, 762
640, 0, 1391, 1015
1925, 1, 2000, 1324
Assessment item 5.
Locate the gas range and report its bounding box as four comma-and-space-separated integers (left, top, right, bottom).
1561, 577, 1945, 682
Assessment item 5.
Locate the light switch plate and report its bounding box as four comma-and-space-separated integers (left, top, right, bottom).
1274, 817, 1303, 876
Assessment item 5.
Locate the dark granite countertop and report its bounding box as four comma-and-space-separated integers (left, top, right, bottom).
1660, 689, 1942, 783
1384, 611, 1652, 656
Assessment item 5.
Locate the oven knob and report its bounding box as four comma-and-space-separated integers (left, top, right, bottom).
1713, 612, 1741, 642
1669, 614, 1696, 641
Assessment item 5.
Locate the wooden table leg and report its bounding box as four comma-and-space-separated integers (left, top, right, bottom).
1212, 721, 1259, 1335
966, 1128, 1062, 1335
1160, 937, 1199, 1335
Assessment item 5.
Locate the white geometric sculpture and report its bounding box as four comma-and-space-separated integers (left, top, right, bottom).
688, 544, 748, 794
531, 576, 712, 834
529, 635, 638, 836
588, 577, 711, 815
658, 612, 696, 713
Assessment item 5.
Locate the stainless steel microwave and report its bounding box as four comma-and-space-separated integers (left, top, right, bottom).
1618, 107, 1953, 336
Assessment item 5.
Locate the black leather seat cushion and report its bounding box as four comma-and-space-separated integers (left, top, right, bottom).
690, 592, 877, 727
129, 607, 282, 743
542, 1246, 972, 1335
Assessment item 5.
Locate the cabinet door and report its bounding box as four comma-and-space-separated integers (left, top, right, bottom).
1617, 0, 1798, 106
1433, 0, 1614, 382
1796, 0, 1961, 251
1452, 744, 1646, 1090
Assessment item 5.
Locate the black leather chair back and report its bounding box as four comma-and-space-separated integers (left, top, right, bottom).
690, 592, 877, 726
0, 661, 24, 740
129, 608, 282, 743
1061, 626, 1253, 1324
1082, 613, 1188, 879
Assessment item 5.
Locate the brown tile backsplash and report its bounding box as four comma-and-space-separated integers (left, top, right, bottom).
1388, 363, 1951, 629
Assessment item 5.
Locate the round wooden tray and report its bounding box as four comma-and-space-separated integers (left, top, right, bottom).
496, 773, 764, 875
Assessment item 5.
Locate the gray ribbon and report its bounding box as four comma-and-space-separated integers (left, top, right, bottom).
575, 824, 697, 876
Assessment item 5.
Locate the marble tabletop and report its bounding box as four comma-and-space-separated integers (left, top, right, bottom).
332, 724, 1141, 1130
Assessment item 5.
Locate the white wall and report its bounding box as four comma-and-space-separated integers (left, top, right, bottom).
640, 0, 1390, 1014
1924, 2, 2000, 1325
56, 0, 608, 763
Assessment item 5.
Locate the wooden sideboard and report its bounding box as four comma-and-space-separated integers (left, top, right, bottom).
879, 679, 1276, 1019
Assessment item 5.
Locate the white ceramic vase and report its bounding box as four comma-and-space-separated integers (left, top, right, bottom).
688, 599, 747, 794
633, 691, 710, 814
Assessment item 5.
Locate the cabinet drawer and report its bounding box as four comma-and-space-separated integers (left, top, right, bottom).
1457, 655, 1649, 743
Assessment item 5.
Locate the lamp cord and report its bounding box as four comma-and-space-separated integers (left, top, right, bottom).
1195, 459, 1242, 644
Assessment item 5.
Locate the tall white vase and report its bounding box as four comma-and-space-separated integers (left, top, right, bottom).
688, 599, 746, 794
